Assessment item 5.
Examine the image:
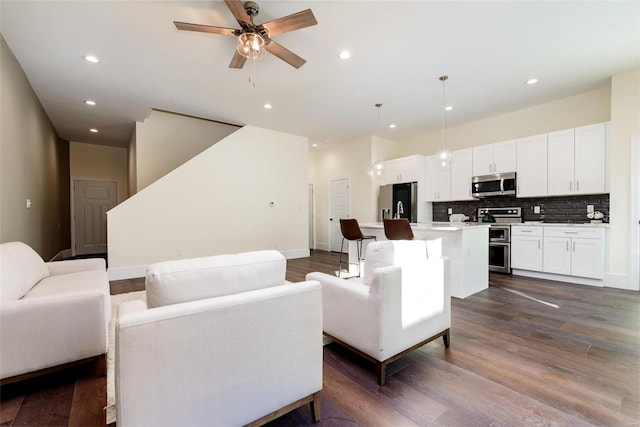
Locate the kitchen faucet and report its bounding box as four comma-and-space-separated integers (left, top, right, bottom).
395, 201, 404, 219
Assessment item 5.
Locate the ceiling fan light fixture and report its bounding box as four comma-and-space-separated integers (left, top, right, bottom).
237, 33, 266, 60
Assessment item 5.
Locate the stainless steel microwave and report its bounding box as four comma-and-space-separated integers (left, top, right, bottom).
472, 172, 516, 198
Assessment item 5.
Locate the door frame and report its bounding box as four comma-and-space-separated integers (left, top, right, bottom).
630, 134, 640, 290
328, 177, 351, 253
71, 178, 119, 257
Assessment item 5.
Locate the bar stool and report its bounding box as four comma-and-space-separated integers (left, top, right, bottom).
383, 218, 415, 240
338, 219, 376, 278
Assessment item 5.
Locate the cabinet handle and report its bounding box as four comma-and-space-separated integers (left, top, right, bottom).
517, 185, 520, 195
521, 230, 532, 232
576, 181, 580, 191
569, 181, 572, 192
566, 241, 569, 251
573, 241, 576, 252
564, 231, 578, 234
538, 239, 541, 250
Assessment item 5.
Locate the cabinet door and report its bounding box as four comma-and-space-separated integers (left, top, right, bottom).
472, 144, 493, 176
511, 236, 543, 271
425, 155, 450, 201
516, 134, 548, 197
574, 123, 606, 194
571, 237, 604, 279
450, 149, 473, 200
492, 140, 517, 174
543, 237, 571, 275
547, 129, 575, 195
400, 156, 419, 182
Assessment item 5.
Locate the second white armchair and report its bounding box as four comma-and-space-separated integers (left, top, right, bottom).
307, 239, 450, 385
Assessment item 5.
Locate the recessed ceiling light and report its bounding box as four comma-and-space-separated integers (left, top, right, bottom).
89, 128, 99, 133
83, 55, 100, 63
526, 78, 539, 85
84, 100, 96, 106
389, 124, 396, 129
264, 103, 272, 109
445, 106, 453, 111
338, 50, 351, 60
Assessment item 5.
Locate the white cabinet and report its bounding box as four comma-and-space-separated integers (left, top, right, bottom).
450, 149, 473, 201
511, 226, 543, 271
542, 227, 604, 279
574, 123, 606, 194
547, 128, 575, 195
425, 155, 450, 201
516, 134, 547, 197
382, 155, 420, 184
547, 123, 607, 196
472, 140, 516, 176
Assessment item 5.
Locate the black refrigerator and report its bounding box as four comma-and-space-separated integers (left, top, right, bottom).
378, 182, 418, 222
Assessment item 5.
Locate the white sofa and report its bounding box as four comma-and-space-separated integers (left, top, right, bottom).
307, 240, 450, 385
115, 250, 323, 427
0, 241, 111, 383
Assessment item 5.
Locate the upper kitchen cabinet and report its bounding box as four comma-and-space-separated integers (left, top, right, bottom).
381, 155, 421, 185
425, 155, 451, 202
574, 123, 607, 194
472, 140, 516, 176
547, 123, 607, 196
450, 148, 473, 201
516, 133, 547, 197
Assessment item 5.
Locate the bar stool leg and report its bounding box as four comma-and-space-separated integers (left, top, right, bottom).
337, 237, 346, 277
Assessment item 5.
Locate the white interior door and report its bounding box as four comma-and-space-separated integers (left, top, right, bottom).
308, 183, 314, 249
74, 180, 117, 255
329, 178, 350, 253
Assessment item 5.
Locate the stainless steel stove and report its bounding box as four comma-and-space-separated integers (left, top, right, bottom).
477, 207, 522, 274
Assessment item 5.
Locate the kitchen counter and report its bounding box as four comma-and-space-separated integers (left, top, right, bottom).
518, 222, 609, 228
354, 222, 489, 299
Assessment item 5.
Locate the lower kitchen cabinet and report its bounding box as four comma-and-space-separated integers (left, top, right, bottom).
511, 226, 543, 271
542, 227, 604, 279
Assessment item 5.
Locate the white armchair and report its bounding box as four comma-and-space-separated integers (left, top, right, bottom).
0, 242, 110, 384
307, 240, 450, 385
115, 250, 323, 427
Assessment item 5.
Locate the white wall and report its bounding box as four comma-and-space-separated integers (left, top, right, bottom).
396, 86, 611, 157
0, 35, 70, 260
135, 109, 240, 191
70, 142, 128, 203
608, 68, 640, 289
108, 125, 309, 278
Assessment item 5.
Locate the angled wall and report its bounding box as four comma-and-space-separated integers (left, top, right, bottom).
108, 125, 309, 279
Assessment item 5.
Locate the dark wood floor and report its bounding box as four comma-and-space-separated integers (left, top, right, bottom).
1, 250, 638, 426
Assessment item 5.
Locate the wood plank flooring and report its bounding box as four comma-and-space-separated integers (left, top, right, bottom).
1, 250, 638, 426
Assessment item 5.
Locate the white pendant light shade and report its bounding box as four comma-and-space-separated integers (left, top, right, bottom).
438, 75, 452, 168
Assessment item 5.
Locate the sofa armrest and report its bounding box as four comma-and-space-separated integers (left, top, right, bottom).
306, 268, 400, 361
0, 291, 109, 379
46, 258, 106, 276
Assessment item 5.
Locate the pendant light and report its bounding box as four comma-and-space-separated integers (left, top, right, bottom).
437, 75, 452, 168
372, 103, 384, 176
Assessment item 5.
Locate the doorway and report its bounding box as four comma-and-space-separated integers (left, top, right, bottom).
72, 179, 117, 256
329, 178, 350, 253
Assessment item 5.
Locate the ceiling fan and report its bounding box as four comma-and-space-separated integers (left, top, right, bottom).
174, 0, 317, 69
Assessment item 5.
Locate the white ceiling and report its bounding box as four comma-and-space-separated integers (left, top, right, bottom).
1, 1, 639, 149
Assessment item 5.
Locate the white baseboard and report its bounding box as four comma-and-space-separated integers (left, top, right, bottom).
512, 269, 604, 287
280, 248, 310, 259
108, 265, 147, 281
604, 272, 638, 291
315, 243, 330, 252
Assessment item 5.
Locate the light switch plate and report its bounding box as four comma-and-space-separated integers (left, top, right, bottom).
587, 205, 594, 213
448, 208, 453, 214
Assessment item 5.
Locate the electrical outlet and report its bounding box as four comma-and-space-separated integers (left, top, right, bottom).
534, 206, 540, 214
448, 208, 453, 214
587, 205, 594, 213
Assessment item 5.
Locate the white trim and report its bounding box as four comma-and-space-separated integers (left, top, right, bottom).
512, 269, 604, 287
108, 264, 147, 281
605, 272, 634, 291
629, 134, 640, 291
280, 248, 310, 259
315, 243, 330, 252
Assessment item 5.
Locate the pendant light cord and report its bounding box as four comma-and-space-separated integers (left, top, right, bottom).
440, 75, 448, 152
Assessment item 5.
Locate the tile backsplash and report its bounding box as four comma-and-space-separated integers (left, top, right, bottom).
433, 194, 609, 223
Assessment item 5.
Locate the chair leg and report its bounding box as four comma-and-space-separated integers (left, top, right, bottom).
356, 239, 362, 277
337, 237, 346, 277
309, 391, 321, 422
443, 328, 451, 348
376, 362, 387, 386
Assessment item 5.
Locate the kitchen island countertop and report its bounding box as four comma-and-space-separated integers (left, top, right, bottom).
360, 222, 491, 231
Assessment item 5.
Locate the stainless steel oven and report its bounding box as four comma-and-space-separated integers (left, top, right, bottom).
478, 207, 522, 274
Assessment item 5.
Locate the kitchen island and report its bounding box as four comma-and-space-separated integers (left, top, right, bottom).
351, 222, 490, 299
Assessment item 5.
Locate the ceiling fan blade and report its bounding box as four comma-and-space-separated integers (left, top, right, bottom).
229, 51, 247, 69
265, 40, 306, 69
174, 21, 237, 36
224, 0, 252, 27
261, 9, 317, 37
